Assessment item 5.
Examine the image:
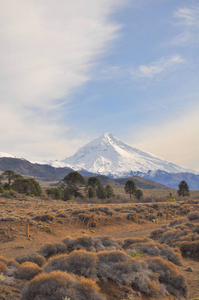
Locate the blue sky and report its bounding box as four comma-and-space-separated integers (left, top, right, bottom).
0, 0, 199, 171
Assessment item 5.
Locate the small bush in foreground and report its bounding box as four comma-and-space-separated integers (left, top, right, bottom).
45, 251, 97, 281
16, 253, 46, 267
0, 261, 8, 274
0, 256, 8, 264
62, 236, 120, 252
180, 240, 199, 258
21, 271, 105, 300
39, 242, 67, 258
188, 212, 199, 220
16, 261, 42, 280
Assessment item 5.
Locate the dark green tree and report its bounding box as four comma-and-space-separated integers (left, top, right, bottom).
105, 184, 115, 198
62, 171, 86, 198
177, 180, 190, 197
2, 170, 18, 188
12, 178, 42, 196
46, 187, 62, 199
61, 187, 72, 201
134, 189, 143, 201
87, 177, 101, 190
96, 184, 106, 200
0, 183, 3, 193
124, 180, 137, 199
88, 186, 96, 199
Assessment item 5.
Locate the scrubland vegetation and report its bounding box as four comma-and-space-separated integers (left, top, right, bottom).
0, 171, 199, 299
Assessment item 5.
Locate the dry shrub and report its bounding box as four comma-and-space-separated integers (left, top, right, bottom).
62, 236, 120, 252
34, 214, 55, 221
146, 257, 188, 298
45, 250, 97, 281
150, 229, 166, 239
192, 225, 199, 234
6, 259, 19, 268
126, 241, 182, 266
97, 251, 187, 298
123, 238, 151, 248
168, 217, 188, 227
16, 253, 46, 267
16, 261, 42, 280
39, 242, 67, 258
188, 212, 199, 220
21, 270, 106, 300
0, 256, 8, 264
0, 261, 8, 274
160, 229, 189, 245
180, 240, 199, 258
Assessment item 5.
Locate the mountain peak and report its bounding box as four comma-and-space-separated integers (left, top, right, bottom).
62, 133, 196, 178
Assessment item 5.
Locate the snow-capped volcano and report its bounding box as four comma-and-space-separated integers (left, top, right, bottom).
62, 133, 196, 178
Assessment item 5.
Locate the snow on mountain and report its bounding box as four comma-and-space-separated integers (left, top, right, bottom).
0, 152, 15, 158
62, 133, 197, 178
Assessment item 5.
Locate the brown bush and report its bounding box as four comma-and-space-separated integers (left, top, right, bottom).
159, 229, 189, 245
146, 257, 188, 298
126, 241, 182, 265
16, 253, 46, 267
34, 214, 55, 221
6, 259, 20, 268
21, 270, 106, 300
16, 261, 42, 280
0, 261, 8, 274
45, 250, 97, 281
39, 242, 67, 258
62, 236, 120, 252
187, 212, 199, 220
0, 256, 8, 265
180, 240, 199, 258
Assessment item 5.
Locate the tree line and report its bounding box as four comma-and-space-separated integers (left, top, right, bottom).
0, 170, 190, 200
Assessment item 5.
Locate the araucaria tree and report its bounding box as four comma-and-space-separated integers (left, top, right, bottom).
178, 180, 190, 197
105, 184, 115, 198
62, 171, 86, 198
124, 180, 137, 199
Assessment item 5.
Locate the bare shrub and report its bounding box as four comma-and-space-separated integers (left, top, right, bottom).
159, 229, 189, 245
146, 257, 188, 298
126, 242, 182, 265
0, 261, 8, 274
16, 253, 46, 267
180, 240, 199, 258
0, 256, 8, 264
192, 225, 199, 234
188, 212, 199, 220
149, 229, 166, 239
34, 214, 55, 221
168, 217, 188, 227
6, 260, 19, 268
38, 242, 67, 258
21, 271, 106, 300
62, 236, 120, 252
45, 250, 97, 281
16, 261, 42, 280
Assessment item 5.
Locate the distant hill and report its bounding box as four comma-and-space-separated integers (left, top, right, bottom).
0, 157, 171, 190
141, 170, 199, 190
114, 176, 170, 190
0, 157, 73, 181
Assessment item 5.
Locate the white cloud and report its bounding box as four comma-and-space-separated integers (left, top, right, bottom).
130, 55, 184, 80
0, 0, 124, 160
130, 106, 199, 172
171, 5, 199, 45
174, 7, 199, 26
